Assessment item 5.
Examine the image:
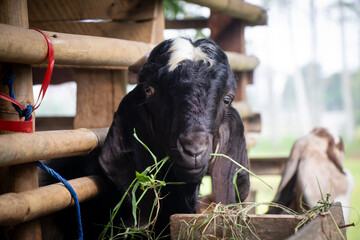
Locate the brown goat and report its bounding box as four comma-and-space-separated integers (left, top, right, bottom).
268, 128, 353, 222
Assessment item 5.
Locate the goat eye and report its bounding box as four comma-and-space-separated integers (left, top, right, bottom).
144, 85, 155, 97
223, 95, 233, 106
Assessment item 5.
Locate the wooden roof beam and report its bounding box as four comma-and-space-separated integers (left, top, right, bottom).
184, 0, 267, 25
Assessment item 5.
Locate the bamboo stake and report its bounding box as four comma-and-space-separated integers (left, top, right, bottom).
0, 128, 108, 167
0, 0, 41, 239
0, 176, 104, 226
185, 0, 267, 25
0, 23, 154, 68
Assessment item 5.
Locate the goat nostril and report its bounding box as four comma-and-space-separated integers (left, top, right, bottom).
181, 143, 208, 158
178, 132, 209, 158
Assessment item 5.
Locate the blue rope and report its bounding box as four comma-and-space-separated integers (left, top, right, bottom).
1, 69, 33, 120
2, 68, 83, 239
37, 162, 84, 240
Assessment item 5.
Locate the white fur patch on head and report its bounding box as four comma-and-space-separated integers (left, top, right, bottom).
168, 38, 213, 72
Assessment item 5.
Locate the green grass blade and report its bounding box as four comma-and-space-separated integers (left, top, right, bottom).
133, 129, 158, 168
210, 153, 273, 190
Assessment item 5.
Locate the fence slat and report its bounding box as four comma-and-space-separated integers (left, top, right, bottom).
0, 128, 108, 167
0, 175, 103, 225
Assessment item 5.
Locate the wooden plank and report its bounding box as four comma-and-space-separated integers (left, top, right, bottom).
150, 0, 165, 44
288, 203, 346, 240
73, 69, 127, 129
171, 204, 346, 240
0, 128, 107, 167
209, 13, 244, 53
29, 20, 155, 42
28, 0, 156, 21
243, 113, 261, 133
0, 23, 154, 67
170, 213, 305, 240
32, 67, 75, 85
0, 176, 104, 226
165, 18, 208, 29
249, 157, 287, 175
35, 117, 74, 131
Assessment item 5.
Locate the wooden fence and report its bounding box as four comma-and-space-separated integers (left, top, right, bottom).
0, 0, 267, 239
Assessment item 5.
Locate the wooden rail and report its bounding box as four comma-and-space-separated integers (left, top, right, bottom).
226, 51, 259, 72
0, 176, 103, 225
184, 0, 267, 25
0, 23, 153, 68
0, 23, 259, 72
0, 128, 108, 167
250, 157, 287, 175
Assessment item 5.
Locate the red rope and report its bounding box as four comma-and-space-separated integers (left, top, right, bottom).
0, 28, 54, 133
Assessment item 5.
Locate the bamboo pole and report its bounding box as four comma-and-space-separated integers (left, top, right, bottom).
0, 23, 154, 68
225, 51, 259, 71
185, 0, 267, 25
0, 24, 258, 72
0, 128, 108, 167
0, 176, 104, 226
0, 0, 42, 239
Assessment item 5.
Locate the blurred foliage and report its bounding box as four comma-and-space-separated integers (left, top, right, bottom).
282, 66, 360, 124
323, 73, 343, 111
163, 0, 186, 19
163, 0, 209, 40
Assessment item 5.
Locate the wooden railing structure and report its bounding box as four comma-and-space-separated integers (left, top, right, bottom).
0, 0, 268, 239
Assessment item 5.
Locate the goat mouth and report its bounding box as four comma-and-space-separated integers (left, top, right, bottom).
177, 164, 206, 175
172, 163, 207, 183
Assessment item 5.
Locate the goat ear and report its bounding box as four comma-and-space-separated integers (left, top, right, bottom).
128, 53, 150, 74
98, 85, 151, 194
267, 140, 303, 213
212, 107, 249, 204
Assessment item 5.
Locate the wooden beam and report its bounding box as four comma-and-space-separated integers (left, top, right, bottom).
35, 117, 74, 131
225, 51, 259, 72
73, 69, 126, 129
243, 113, 261, 133
170, 203, 345, 239
0, 23, 153, 68
28, 0, 157, 22
165, 19, 208, 29
0, 176, 104, 226
0, 128, 108, 167
185, 0, 267, 25
249, 157, 287, 175
170, 213, 305, 240
288, 203, 346, 239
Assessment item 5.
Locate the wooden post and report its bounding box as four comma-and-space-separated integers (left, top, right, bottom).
73, 69, 127, 129
0, 0, 42, 239
73, 0, 164, 129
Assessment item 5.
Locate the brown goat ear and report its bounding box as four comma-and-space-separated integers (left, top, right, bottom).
211, 107, 249, 204
128, 53, 150, 74
267, 137, 304, 213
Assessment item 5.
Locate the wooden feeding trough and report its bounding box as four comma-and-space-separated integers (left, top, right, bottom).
170, 203, 347, 240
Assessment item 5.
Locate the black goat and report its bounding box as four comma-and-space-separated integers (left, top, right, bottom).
41, 37, 249, 239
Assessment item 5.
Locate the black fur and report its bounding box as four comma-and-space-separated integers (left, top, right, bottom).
40, 38, 249, 239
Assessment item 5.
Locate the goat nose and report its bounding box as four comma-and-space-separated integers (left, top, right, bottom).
178, 132, 209, 158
